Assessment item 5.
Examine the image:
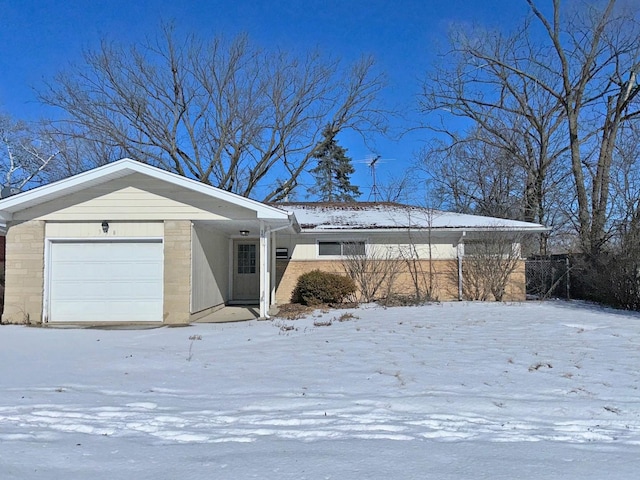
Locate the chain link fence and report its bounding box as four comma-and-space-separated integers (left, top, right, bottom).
525, 256, 570, 299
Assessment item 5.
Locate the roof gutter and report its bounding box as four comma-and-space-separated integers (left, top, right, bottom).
300, 226, 549, 234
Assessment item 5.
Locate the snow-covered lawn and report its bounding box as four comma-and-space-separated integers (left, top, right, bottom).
1, 301, 639, 479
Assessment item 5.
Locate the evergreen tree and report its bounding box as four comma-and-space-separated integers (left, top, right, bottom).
310, 127, 361, 202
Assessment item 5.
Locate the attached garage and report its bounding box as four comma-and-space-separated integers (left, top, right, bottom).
0, 159, 295, 325
47, 240, 164, 323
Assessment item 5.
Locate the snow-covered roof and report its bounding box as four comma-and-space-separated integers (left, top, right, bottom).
276, 202, 548, 233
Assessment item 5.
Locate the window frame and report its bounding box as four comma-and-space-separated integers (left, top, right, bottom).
317, 239, 366, 258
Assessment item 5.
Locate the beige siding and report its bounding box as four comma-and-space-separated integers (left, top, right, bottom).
45, 221, 163, 238
16, 174, 260, 222
1, 221, 45, 324
369, 242, 457, 260
191, 225, 229, 313
278, 232, 458, 261
290, 236, 316, 260
163, 220, 192, 324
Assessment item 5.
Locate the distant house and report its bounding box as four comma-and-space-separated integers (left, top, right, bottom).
0, 159, 546, 326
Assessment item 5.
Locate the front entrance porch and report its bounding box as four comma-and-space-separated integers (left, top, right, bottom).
192, 215, 293, 320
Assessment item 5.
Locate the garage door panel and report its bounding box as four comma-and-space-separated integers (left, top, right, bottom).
52, 262, 162, 282
49, 241, 163, 322
51, 279, 161, 300
52, 300, 162, 322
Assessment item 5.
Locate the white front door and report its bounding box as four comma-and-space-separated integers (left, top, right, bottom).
48, 240, 164, 322
233, 240, 259, 301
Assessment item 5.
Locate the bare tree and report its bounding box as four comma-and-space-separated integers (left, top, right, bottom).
375, 170, 421, 204
341, 243, 403, 303
421, 0, 640, 256
610, 122, 640, 236
526, 0, 640, 255
0, 113, 61, 192
425, 134, 527, 219
421, 16, 570, 231
41, 26, 387, 201
396, 208, 440, 302
423, 128, 570, 254
460, 232, 524, 302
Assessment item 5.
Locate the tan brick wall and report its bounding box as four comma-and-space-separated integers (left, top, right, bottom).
275, 260, 344, 304
385, 260, 459, 301
163, 220, 192, 324
275, 259, 460, 304
1, 221, 45, 324
504, 262, 526, 301
275, 258, 526, 304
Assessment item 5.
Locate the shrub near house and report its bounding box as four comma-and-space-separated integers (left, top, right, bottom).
291, 269, 356, 306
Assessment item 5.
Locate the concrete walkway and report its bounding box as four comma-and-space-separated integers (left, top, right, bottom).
194, 305, 262, 323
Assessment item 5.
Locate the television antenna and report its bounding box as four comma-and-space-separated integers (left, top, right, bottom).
357, 155, 393, 202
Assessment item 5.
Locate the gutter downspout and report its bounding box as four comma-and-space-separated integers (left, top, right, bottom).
457, 231, 466, 301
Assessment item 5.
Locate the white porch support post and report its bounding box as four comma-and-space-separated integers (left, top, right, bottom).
266, 221, 293, 309
228, 239, 234, 301
270, 231, 277, 306
259, 221, 269, 318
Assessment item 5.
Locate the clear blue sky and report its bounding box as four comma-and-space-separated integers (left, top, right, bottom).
0, 0, 530, 199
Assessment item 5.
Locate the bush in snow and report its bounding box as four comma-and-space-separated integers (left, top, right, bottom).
291, 269, 356, 306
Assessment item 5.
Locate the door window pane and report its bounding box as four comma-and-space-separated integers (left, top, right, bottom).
238, 244, 256, 274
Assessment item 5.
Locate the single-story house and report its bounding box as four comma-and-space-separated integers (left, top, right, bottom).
0, 158, 546, 325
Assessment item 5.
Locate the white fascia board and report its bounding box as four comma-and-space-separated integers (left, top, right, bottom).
457, 226, 550, 233
301, 225, 550, 234
0, 158, 291, 220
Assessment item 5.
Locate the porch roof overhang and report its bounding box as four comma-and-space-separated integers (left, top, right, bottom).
194, 217, 298, 236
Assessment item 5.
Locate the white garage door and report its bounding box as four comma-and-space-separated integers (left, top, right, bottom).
48, 241, 164, 322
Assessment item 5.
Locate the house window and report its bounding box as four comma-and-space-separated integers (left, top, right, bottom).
319, 241, 341, 256
318, 241, 365, 256
237, 244, 256, 274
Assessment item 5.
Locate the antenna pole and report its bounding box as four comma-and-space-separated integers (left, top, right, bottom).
368, 155, 381, 202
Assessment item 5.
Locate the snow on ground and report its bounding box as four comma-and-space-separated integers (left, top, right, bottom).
1, 301, 640, 479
